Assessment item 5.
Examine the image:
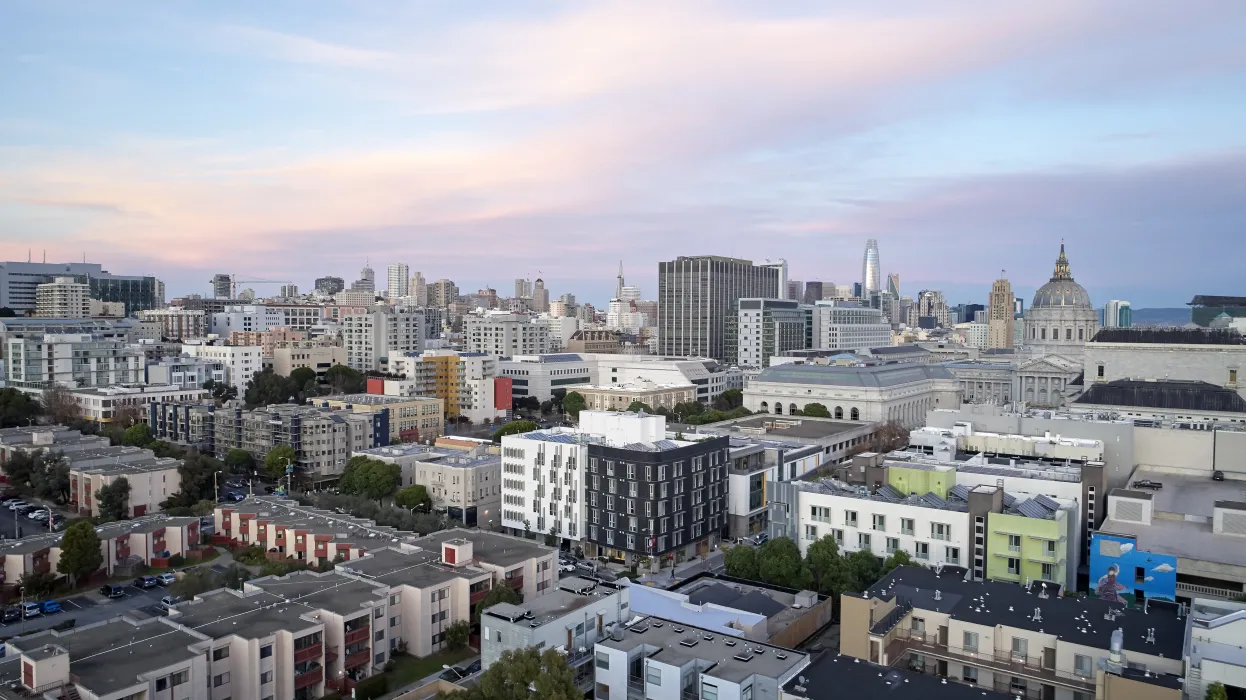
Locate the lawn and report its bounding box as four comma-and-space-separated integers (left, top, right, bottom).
386, 648, 476, 688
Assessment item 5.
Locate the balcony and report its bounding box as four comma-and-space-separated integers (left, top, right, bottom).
506, 575, 524, 590
345, 627, 370, 646
294, 643, 323, 664
344, 651, 371, 670
294, 666, 324, 690
324, 647, 339, 663
884, 629, 1095, 693
470, 588, 491, 604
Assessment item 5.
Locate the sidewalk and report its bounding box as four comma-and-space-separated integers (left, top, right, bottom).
635, 550, 725, 588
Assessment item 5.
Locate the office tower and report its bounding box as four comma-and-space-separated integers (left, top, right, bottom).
1103, 300, 1132, 329
351, 264, 376, 292
34, 277, 91, 318
514, 278, 531, 299
342, 307, 425, 372
802, 281, 824, 304
531, 278, 550, 313
787, 280, 804, 302
760, 259, 789, 299
615, 261, 625, 300
429, 279, 458, 308
560, 293, 576, 307
1014, 297, 1025, 318
851, 282, 863, 299
279, 284, 299, 298
887, 273, 900, 299
917, 290, 950, 328
988, 274, 1015, 349
387, 263, 409, 299
0, 261, 157, 312
410, 271, 427, 306
657, 256, 780, 360
726, 298, 810, 368
314, 276, 344, 295
211, 274, 232, 299
812, 303, 892, 351
862, 239, 881, 293
620, 286, 641, 302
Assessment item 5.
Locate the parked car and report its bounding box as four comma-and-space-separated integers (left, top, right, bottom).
1132, 479, 1163, 490
751, 532, 770, 546
575, 560, 596, 573
2, 607, 21, 623
7, 501, 28, 511
40, 601, 61, 614
559, 562, 575, 573
27, 510, 48, 521
160, 595, 181, 610
21, 602, 40, 619
1, 498, 20, 506
100, 584, 126, 598
1213, 470, 1225, 481
156, 573, 176, 586
134, 576, 159, 589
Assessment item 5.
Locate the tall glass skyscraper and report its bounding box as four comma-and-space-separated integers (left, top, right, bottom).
862, 239, 881, 293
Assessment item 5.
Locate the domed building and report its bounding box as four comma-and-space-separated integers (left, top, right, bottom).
1023, 242, 1099, 359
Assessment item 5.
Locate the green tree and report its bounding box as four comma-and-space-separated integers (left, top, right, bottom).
202, 379, 238, 403
288, 366, 317, 388
758, 537, 812, 589
474, 648, 580, 700
562, 391, 586, 419
163, 450, 227, 509
149, 440, 185, 458
1207, 683, 1229, 700
545, 525, 559, 547
625, 401, 653, 413
18, 571, 56, 599
224, 448, 254, 474
673, 401, 704, 420
96, 477, 131, 521
338, 457, 400, 501
492, 420, 538, 443
57, 520, 104, 586
475, 583, 522, 621
170, 567, 222, 598
0, 388, 42, 428
882, 549, 914, 575
394, 484, 432, 511
539, 400, 553, 415
845, 549, 883, 591
712, 389, 744, 411
121, 423, 153, 446
724, 545, 760, 580
222, 564, 252, 589
244, 369, 302, 408
324, 364, 365, 394
806, 535, 850, 597
800, 403, 830, 418
445, 619, 471, 650
31, 451, 71, 504
265, 445, 297, 480
2, 450, 36, 489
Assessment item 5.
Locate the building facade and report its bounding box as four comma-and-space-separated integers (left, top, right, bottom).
813, 303, 893, 352
1024, 243, 1099, 358
657, 256, 780, 360
862, 239, 881, 293
988, 276, 1015, 349
576, 381, 697, 412
5, 333, 143, 388
139, 307, 209, 340
182, 342, 264, 389
34, 276, 92, 318
146, 356, 228, 389
725, 298, 809, 369
744, 363, 961, 426
387, 262, 409, 299
464, 311, 549, 356
342, 307, 425, 372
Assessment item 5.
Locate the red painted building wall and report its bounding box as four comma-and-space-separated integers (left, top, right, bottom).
494, 377, 513, 410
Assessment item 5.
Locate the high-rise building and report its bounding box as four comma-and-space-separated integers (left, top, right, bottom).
812, 303, 892, 351
342, 307, 425, 372
802, 281, 824, 304
386, 263, 409, 299
862, 239, 881, 294
314, 276, 344, 295
988, 275, 1015, 349
852, 282, 864, 299
619, 285, 641, 302
725, 298, 810, 368
917, 290, 950, 328
1103, 300, 1133, 329
615, 261, 625, 300
760, 259, 789, 299
514, 278, 531, 299
278, 284, 298, 298
886, 273, 900, 299
409, 271, 427, 306
35, 277, 91, 318
351, 264, 376, 293
429, 279, 458, 308
657, 256, 780, 360
211, 273, 232, 299
464, 311, 548, 356
531, 278, 550, 313
787, 280, 804, 301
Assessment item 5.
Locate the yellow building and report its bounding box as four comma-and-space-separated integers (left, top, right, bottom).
576, 380, 696, 412
315, 394, 444, 443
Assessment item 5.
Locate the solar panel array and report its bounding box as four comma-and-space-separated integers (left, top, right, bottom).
1012, 498, 1056, 520
948, 484, 971, 501
538, 354, 584, 363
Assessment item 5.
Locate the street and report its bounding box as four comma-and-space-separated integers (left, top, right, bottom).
0, 582, 173, 638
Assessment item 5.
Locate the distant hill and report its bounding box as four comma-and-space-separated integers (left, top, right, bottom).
1128, 308, 1192, 327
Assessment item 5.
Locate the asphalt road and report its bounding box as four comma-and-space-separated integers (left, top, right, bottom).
0, 500, 65, 541
0, 582, 173, 639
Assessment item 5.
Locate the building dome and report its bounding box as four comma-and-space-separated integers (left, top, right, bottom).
1031, 242, 1092, 310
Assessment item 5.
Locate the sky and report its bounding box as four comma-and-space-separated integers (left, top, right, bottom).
1, 1, 1244, 309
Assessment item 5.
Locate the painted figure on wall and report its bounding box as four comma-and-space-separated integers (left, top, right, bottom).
1096, 564, 1128, 604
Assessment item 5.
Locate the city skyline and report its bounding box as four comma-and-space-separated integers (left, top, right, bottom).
2, 2, 1244, 307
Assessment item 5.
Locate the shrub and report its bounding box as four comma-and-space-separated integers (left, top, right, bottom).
354, 675, 389, 700
168, 554, 186, 567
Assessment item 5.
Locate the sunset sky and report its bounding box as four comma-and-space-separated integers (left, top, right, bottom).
1, 1, 1244, 307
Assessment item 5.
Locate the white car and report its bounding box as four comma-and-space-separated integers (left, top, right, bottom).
560, 562, 575, 573
7, 501, 28, 511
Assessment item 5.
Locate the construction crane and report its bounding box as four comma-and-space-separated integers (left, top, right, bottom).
215, 275, 295, 299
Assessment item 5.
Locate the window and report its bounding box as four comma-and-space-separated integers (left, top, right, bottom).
946, 547, 960, 565
872, 514, 885, 531
910, 617, 925, 635
375, 630, 385, 642
858, 532, 871, 549
391, 616, 401, 627
914, 542, 929, 560
1008, 534, 1021, 552
900, 518, 914, 536
375, 652, 386, 666
374, 607, 384, 619
390, 594, 400, 605
702, 683, 719, 700
886, 537, 899, 553
596, 653, 610, 669
214, 673, 231, 687
1045, 540, 1057, 557
646, 665, 662, 686
742, 686, 752, 700
845, 510, 858, 527
260, 645, 273, 658
171, 672, 188, 687
963, 631, 979, 653
832, 529, 844, 545
962, 666, 977, 685
1011, 637, 1028, 662
804, 524, 818, 541
260, 671, 272, 684
156, 678, 169, 692
213, 647, 230, 661
1097, 364, 1105, 378
931, 523, 949, 541
1074, 654, 1093, 678
1232, 369, 1239, 384
1007, 558, 1020, 575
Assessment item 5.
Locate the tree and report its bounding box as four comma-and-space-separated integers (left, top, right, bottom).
882, 549, 914, 575
475, 583, 522, 621
244, 369, 302, 408
288, 366, 317, 388
801, 403, 830, 418
865, 420, 911, 452
120, 423, 153, 447
339, 456, 400, 500
445, 619, 471, 650
757, 537, 812, 589
265, 445, 297, 480
113, 404, 145, 429
806, 535, 850, 597
96, 477, 131, 521
30, 451, 71, 504
539, 400, 553, 415
475, 648, 580, 700
202, 379, 237, 404
845, 549, 883, 591
1207, 683, 1229, 700
40, 384, 81, 425
354, 675, 390, 700
492, 420, 538, 443
324, 364, 365, 394
562, 391, 586, 419
0, 388, 42, 428
395, 484, 432, 511
625, 401, 653, 413
724, 545, 760, 580
673, 401, 704, 420
171, 567, 223, 598
712, 389, 743, 411
57, 520, 104, 586
224, 448, 254, 474
18, 571, 56, 599
163, 450, 227, 509
545, 525, 559, 547
149, 440, 186, 458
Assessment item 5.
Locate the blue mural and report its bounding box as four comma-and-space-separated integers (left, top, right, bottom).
1089, 532, 1177, 604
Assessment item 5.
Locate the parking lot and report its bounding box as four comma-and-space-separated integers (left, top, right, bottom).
0, 579, 176, 638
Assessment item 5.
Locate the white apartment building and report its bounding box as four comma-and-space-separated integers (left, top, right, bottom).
387, 262, 409, 298
182, 342, 263, 389
267, 303, 325, 331
537, 315, 580, 352
5, 333, 143, 388
146, 355, 228, 389
500, 427, 589, 544
70, 384, 210, 422
956, 321, 990, 350
1184, 597, 1246, 700
208, 304, 285, 336
139, 307, 209, 339
342, 307, 424, 372
464, 311, 549, 356
606, 299, 649, 333
34, 276, 91, 318
379, 349, 508, 424
812, 302, 893, 351
497, 353, 743, 404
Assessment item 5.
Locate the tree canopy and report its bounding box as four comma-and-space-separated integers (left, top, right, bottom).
712, 388, 744, 411
4, 450, 72, 504
492, 420, 538, 443
244, 369, 308, 408
757, 536, 812, 590
162, 450, 227, 509
40, 384, 81, 425
324, 364, 366, 394
0, 388, 42, 428
395, 484, 432, 511
562, 391, 585, 419
475, 582, 522, 621
800, 403, 830, 418
202, 379, 238, 403
264, 445, 297, 479
436, 648, 579, 700
725, 535, 899, 597
724, 544, 760, 580
338, 456, 401, 500
224, 448, 254, 474
120, 423, 154, 446
625, 401, 653, 413
96, 477, 131, 521
57, 520, 103, 585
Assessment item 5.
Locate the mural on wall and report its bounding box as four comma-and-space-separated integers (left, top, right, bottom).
1089, 532, 1177, 605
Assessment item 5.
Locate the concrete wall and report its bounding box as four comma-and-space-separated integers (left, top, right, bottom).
837, 595, 873, 660
1214, 430, 1246, 477
1085, 342, 1246, 400
1133, 427, 1215, 476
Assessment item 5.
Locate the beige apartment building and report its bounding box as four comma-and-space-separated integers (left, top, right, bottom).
576, 379, 696, 412
315, 393, 444, 443
272, 346, 348, 378
356, 444, 502, 527
70, 453, 182, 517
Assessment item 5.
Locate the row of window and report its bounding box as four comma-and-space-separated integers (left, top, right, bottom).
806, 526, 961, 564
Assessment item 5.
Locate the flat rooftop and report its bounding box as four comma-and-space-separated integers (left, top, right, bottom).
784, 654, 1014, 700
884, 450, 1085, 484
702, 415, 866, 440
1128, 466, 1231, 517
0, 514, 197, 554
320, 393, 435, 405
250, 570, 388, 615
411, 528, 555, 568
8, 618, 204, 696
485, 579, 619, 626
74, 456, 182, 475
355, 444, 450, 460
172, 587, 320, 639
864, 566, 1186, 660
599, 616, 808, 683
226, 496, 412, 543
